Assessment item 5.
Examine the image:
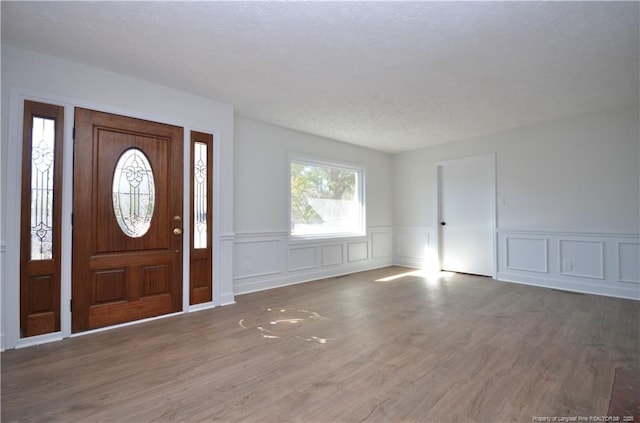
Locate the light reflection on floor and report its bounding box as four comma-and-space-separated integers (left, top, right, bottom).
239, 308, 334, 344
375, 269, 455, 283
239, 269, 457, 343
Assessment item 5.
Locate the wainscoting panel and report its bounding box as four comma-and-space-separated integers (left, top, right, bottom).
397, 229, 428, 259
618, 242, 640, 284
498, 230, 639, 300
233, 227, 394, 295
232, 228, 639, 300
395, 227, 434, 268
348, 242, 368, 263
288, 246, 317, 272
559, 240, 604, 279
234, 238, 280, 280
505, 237, 548, 273
322, 244, 344, 267
371, 231, 393, 259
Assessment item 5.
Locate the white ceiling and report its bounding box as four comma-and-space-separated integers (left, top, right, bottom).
2, 1, 638, 153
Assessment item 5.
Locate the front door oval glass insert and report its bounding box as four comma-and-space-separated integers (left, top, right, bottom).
112, 148, 155, 238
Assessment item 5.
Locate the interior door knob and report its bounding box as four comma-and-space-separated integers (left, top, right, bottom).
173, 228, 182, 235
441, 221, 446, 226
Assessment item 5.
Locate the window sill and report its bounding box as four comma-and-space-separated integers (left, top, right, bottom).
289, 232, 367, 244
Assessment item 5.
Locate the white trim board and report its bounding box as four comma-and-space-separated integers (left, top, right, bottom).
497, 273, 639, 301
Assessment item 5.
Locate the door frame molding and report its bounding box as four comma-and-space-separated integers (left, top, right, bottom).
4, 87, 223, 349
434, 153, 497, 278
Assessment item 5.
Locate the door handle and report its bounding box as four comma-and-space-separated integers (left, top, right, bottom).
173, 228, 183, 235
440, 221, 446, 226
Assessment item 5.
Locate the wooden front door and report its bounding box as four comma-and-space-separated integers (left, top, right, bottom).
72, 108, 183, 332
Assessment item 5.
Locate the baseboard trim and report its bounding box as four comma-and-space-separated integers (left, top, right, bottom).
235, 262, 393, 296
497, 272, 640, 301
219, 292, 236, 306
15, 332, 63, 349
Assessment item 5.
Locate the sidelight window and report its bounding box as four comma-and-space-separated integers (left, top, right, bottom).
189, 131, 213, 305
20, 100, 64, 337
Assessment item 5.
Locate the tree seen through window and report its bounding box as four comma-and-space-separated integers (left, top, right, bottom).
290, 160, 364, 237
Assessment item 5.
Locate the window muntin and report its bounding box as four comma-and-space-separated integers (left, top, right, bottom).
290, 158, 365, 238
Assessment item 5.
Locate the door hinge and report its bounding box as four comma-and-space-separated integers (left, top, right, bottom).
71, 212, 74, 226
70, 299, 73, 312
72, 127, 76, 140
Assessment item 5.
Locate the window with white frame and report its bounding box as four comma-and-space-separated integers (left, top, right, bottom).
290, 157, 365, 238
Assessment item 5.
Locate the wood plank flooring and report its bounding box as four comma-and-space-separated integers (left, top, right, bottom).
2, 267, 639, 422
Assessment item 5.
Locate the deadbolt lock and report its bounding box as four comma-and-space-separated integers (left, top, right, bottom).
173, 215, 182, 221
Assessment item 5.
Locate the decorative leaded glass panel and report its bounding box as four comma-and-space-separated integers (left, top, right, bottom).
193, 142, 207, 249
112, 149, 155, 238
30, 117, 56, 260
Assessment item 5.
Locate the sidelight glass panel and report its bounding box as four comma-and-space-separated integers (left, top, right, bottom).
30, 117, 56, 260
193, 142, 207, 249
112, 149, 155, 238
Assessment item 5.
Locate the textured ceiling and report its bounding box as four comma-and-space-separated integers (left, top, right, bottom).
2, 1, 638, 153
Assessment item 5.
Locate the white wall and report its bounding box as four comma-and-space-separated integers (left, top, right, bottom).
1, 45, 236, 349
233, 116, 394, 294
394, 106, 640, 299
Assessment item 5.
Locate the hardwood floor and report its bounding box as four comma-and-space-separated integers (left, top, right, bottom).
2, 267, 639, 422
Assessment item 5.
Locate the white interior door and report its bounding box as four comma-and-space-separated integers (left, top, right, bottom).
438, 154, 495, 277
